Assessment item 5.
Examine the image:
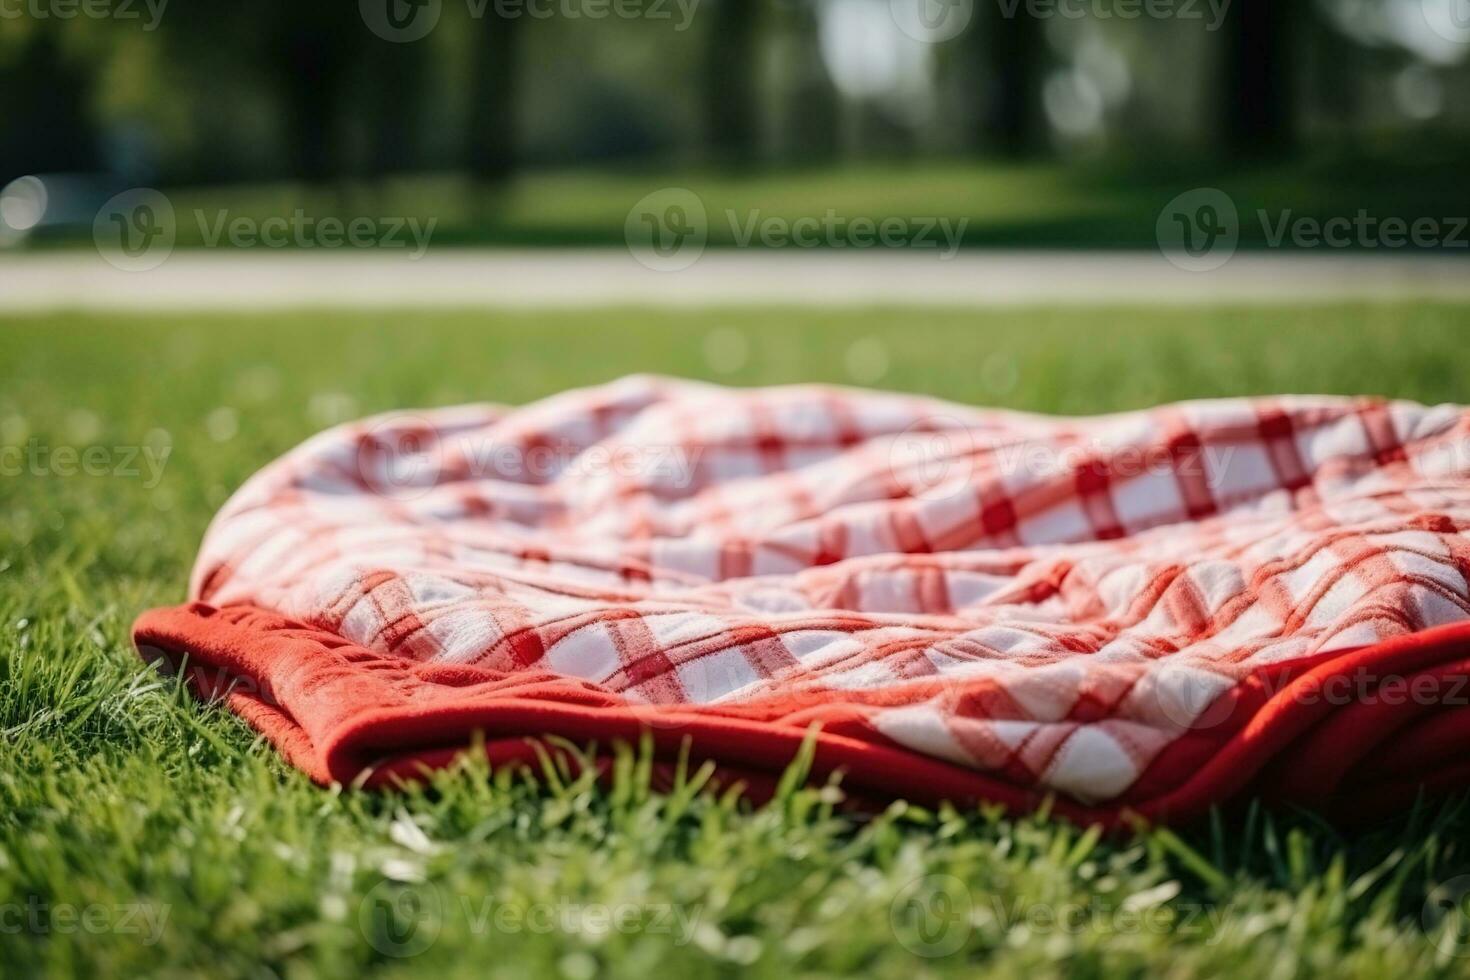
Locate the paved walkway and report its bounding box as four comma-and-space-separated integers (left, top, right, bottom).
2, 250, 1467, 311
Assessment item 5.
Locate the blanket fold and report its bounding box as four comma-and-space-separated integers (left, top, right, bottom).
133, 376, 1470, 824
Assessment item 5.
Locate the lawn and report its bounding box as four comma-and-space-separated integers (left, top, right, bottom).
7, 303, 1470, 977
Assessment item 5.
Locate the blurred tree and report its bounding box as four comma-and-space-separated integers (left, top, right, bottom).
1219, 0, 1296, 154
157, 1, 363, 184
973, 3, 1046, 157
467, 13, 519, 184
702, 0, 760, 164
266, 8, 364, 183
1309, 12, 1364, 152
780, 0, 839, 162
0, 29, 99, 182
362, 39, 431, 177
153, 0, 263, 182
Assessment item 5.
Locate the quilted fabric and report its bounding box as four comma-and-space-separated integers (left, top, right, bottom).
134, 377, 1470, 823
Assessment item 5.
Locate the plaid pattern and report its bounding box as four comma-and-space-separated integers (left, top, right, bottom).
186, 377, 1470, 804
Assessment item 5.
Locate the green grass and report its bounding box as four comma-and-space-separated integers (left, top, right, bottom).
8, 303, 1470, 977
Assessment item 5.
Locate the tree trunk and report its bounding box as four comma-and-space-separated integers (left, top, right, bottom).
703, 0, 759, 165
467, 12, 519, 184
273, 15, 355, 183
0, 31, 99, 182
367, 41, 429, 178
1220, 0, 1294, 155
783, 4, 838, 164
974, 5, 1046, 157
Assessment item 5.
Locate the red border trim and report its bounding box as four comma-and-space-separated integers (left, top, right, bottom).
133, 602, 1470, 826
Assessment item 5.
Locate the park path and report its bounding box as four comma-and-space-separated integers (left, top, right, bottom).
2, 249, 1467, 312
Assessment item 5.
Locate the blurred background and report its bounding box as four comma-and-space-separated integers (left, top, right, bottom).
0, 0, 1466, 253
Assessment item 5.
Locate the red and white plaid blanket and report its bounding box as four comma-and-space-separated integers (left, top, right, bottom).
134, 377, 1470, 824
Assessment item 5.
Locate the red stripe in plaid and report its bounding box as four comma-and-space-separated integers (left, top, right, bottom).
1160, 408, 1217, 520
135, 378, 1470, 816
1256, 403, 1314, 494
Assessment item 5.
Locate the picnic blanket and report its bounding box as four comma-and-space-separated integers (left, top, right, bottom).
133, 377, 1470, 825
